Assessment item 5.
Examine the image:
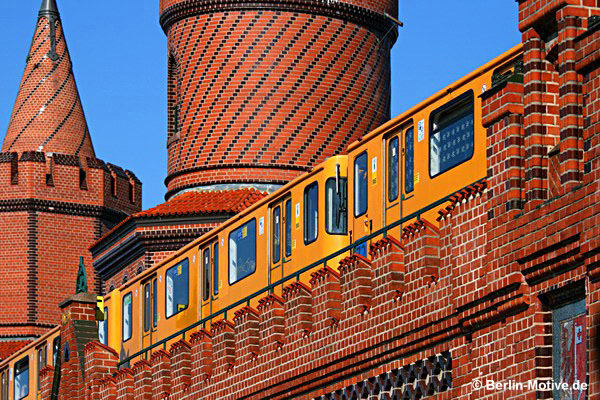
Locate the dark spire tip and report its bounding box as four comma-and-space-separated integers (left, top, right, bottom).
39, 0, 59, 16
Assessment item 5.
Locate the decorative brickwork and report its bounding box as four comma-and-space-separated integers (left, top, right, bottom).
160, 0, 398, 198
0, 1, 141, 341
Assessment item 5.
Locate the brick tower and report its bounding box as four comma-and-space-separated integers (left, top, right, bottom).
0, 0, 141, 348
160, 0, 399, 199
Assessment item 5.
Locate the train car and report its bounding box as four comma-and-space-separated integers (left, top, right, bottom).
101, 44, 524, 365
0, 328, 60, 400
347, 44, 523, 251
100, 156, 350, 361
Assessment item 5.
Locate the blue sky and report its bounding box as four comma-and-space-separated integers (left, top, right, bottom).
0, 1, 521, 209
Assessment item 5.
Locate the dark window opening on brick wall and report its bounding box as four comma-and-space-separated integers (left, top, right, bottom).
10, 157, 18, 185
110, 174, 117, 197
128, 181, 135, 203
79, 168, 87, 190
63, 342, 70, 363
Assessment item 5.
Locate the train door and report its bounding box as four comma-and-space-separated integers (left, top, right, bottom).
201, 242, 219, 319
270, 196, 292, 290
352, 152, 371, 256
385, 135, 402, 236
141, 275, 158, 351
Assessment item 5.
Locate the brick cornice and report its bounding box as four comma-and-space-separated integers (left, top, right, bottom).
159, 0, 399, 42
0, 198, 127, 223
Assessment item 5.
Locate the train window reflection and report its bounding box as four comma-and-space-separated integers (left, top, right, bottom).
304, 183, 318, 244
405, 128, 415, 193
14, 357, 29, 400
122, 293, 133, 341
354, 152, 368, 216
430, 92, 474, 177
99, 307, 108, 345
388, 137, 399, 201
326, 178, 347, 234
229, 220, 257, 284
165, 259, 189, 318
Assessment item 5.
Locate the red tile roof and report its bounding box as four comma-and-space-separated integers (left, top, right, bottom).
92, 188, 268, 249
0, 340, 31, 361
137, 188, 267, 218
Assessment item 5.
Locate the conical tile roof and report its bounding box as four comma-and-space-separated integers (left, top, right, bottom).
2, 0, 95, 158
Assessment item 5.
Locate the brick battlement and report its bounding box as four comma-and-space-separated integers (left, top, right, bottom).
0, 151, 141, 214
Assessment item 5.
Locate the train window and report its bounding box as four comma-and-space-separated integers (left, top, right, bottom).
1, 369, 7, 400
405, 128, 415, 193
354, 152, 368, 216
37, 345, 47, 392
430, 91, 475, 177
122, 292, 133, 342
99, 307, 108, 345
153, 279, 158, 327
304, 183, 319, 244
144, 283, 152, 332
203, 248, 211, 301
272, 206, 281, 264
14, 357, 29, 400
166, 259, 190, 318
229, 219, 257, 285
285, 200, 292, 257
52, 337, 59, 366
213, 242, 219, 296
388, 137, 399, 202
326, 178, 347, 234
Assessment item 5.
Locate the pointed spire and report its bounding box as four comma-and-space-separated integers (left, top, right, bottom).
2, 0, 96, 158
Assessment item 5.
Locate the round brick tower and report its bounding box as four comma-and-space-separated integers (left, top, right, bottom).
160, 0, 399, 199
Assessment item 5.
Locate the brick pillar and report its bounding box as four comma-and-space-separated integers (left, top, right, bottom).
99, 376, 117, 400
282, 282, 313, 341
58, 292, 99, 400
338, 255, 373, 317
189, 330, 212, 390
170, 340, 192, 398
403, 220, 441, 286
258, 294, 285, 354
482, 80, 525, 224
309, 267, 342, 331
369, 236, 405, 307
131, 360, 152, 400
522, 28, 560, 204
39, 365, 55, 400
211, 320, 236, 375
150, 350, 172, 399
233, 307, 260, 363
557, 10, 586, 189
115, 369, 134, 400
84, 341, 118, 400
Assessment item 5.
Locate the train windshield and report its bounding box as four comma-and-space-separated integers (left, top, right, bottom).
326, 178, 347, 234
99, 307, 108, 345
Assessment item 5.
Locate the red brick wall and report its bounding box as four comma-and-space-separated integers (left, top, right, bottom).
0, 153, 141, 339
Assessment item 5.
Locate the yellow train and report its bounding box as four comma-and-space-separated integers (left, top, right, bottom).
0, 328, 60, 400
0, 44, 522, 399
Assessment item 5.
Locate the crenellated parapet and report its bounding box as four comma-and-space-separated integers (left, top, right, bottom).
0, 151, 141, 215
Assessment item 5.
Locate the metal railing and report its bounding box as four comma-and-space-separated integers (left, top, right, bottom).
117, 178, 484, 367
